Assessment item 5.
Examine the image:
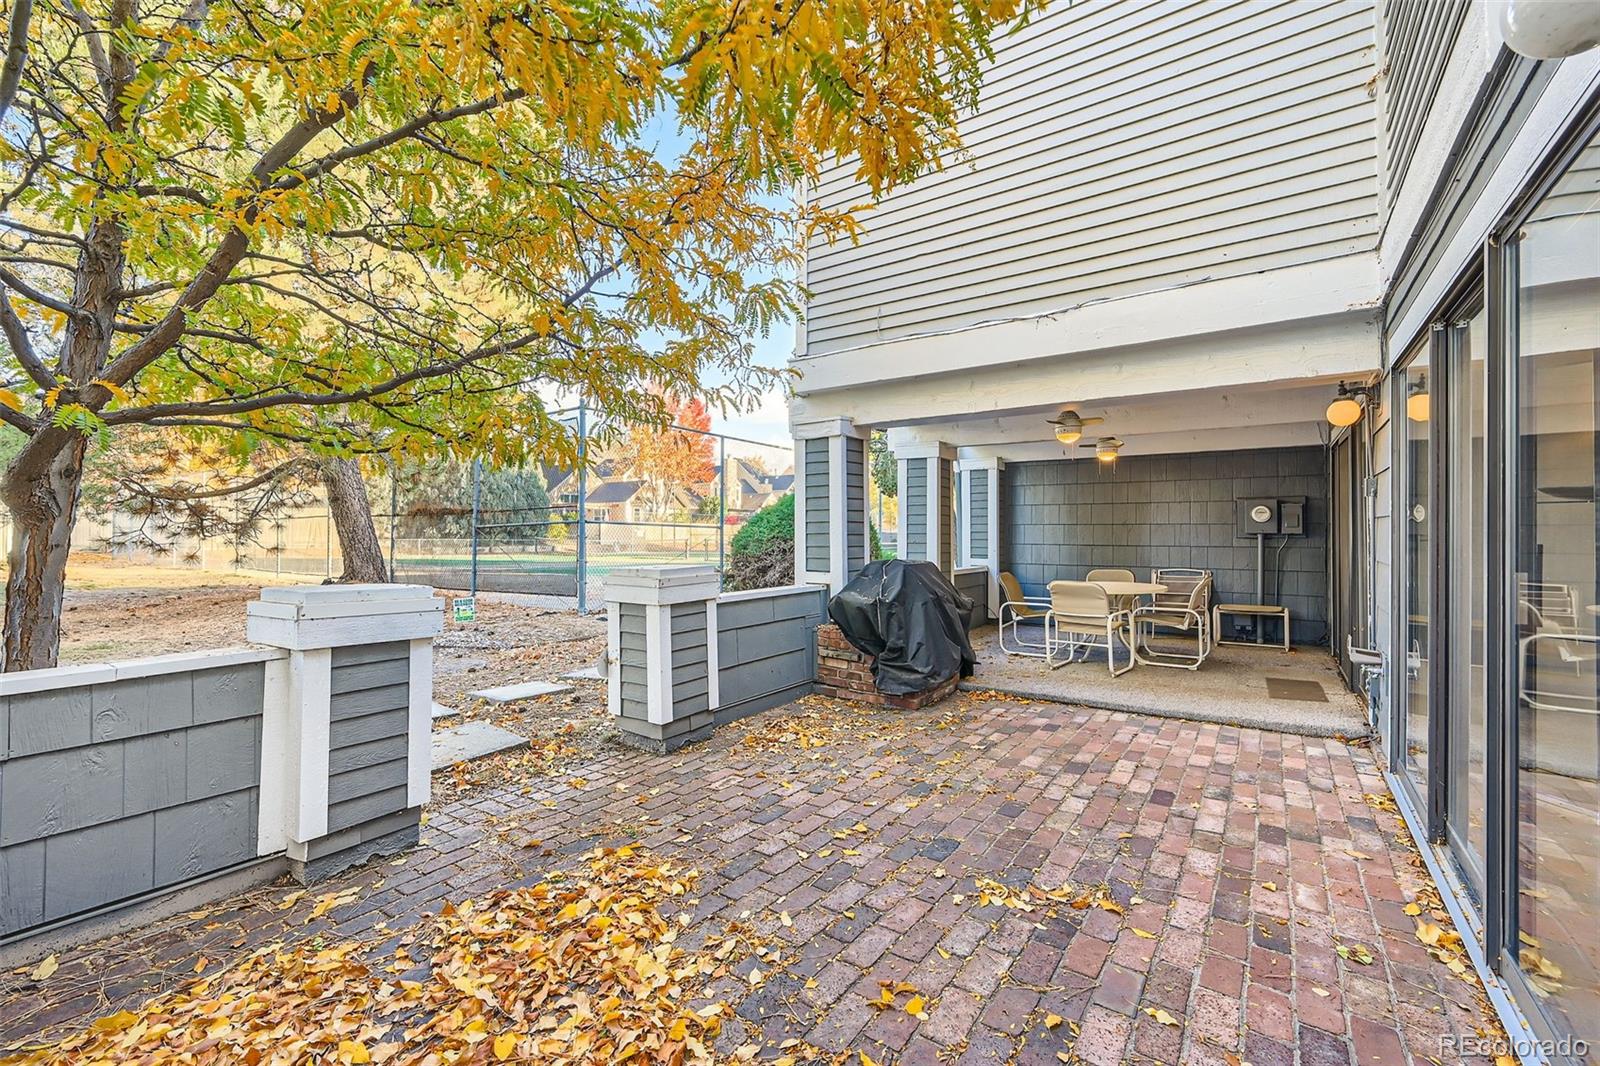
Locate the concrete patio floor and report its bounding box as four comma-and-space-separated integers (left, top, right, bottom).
0, 691, 1500, 1064
965, 624, 1369, 738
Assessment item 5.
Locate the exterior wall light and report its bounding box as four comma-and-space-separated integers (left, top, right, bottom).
1325, 382, 1367, 427
1500, 0, 1600, 59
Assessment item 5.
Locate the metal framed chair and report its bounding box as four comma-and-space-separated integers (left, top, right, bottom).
1150, 568, 1210, 611
1045, 580, 1133, 675
1132, 574, 1214, 670
1086, 568, 1136, 613
998, 571, 1051, 658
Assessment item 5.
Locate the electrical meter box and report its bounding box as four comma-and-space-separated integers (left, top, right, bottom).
1237, 498, 1279, 537
1279, 498, 1306, 535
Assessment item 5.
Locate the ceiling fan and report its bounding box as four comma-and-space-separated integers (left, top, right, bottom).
1045, 408, 1104, 445
1078, 436, 1123, 463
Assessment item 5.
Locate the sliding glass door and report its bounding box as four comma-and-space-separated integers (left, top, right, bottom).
1507, 125, 1600, 1050
1396, 343, 1433, 807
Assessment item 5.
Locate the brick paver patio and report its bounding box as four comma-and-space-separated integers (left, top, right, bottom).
0, 693, 1500, 1064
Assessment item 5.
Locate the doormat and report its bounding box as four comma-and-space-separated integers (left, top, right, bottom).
1264, 677, 1328, 702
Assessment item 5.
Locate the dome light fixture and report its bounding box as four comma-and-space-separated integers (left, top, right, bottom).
1325, 381, 1372, 427
1054, 426, 1082, 445
1407, 375, 1431, 422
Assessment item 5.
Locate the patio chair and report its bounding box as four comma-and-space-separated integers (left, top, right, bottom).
1132, 574, 1214, 670
1086, 567, 1137, 613
1151, 568, 1211, 612
998, 571, 1051, 658
1045, 580, 1133, 675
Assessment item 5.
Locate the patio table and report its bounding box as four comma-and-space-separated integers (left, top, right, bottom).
1089, 581, 1167, 665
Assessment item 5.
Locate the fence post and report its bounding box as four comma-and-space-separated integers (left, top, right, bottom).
388, 459, 398, 582
470, 458, 481, 596
577, 399, 589, 613
718, 434, 727, 583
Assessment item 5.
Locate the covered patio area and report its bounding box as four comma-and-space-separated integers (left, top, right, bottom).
964, 624, 1369, 738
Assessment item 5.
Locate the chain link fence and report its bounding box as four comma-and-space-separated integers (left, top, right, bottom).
68, 407, 798, 610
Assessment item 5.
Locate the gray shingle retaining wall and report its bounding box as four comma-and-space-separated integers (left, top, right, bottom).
0, 653, 273, 938
715, 585, 828, 723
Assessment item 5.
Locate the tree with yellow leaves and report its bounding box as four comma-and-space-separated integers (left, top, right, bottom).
0, 0, 1037, 669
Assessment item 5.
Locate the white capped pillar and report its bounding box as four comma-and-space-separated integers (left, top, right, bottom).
956, 456, 1006, 615
605, 565, 722, 752
792, 417, 872, 592
896, 442, 956, 578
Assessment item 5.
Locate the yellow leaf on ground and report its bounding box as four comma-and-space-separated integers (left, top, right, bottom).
1044, 1013, 1063, 1029
338, 1039, 371, 1064
1261, 881, 1278, 891
905, 995, 927, 1018
1132, 928, 1157, 940
29, 955, 58, 982
1404, 902, 1422, 916
493, 1033, 518, 1060
1143, 1006, 1181, 1027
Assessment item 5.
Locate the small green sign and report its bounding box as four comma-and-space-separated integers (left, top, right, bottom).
452, 596, 477, 623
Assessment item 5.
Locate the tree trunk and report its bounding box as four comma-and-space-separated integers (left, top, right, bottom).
3, 439, 88, 671
320, 458, 389, 583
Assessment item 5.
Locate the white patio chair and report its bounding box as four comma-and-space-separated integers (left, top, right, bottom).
997, 571, 1051, 658
1151, 568, 1210, 611
1045, 580, 1133, 676
1086, 567, 1136, 613
1132, 574, 1214, 670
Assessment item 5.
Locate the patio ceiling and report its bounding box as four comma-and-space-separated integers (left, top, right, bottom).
883, 377, 1356, 460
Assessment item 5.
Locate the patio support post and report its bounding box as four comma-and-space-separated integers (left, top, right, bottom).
896, 441, 956, 578
791, 417, 872, 592
605, 565, 721, 752
246, 584, 444, 882
955, 456, 1005, 616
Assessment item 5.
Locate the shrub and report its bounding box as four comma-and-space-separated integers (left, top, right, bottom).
726, 493, 885, 590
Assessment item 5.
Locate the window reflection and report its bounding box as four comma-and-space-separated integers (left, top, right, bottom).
1402, 352, 1432, 790
1514, 130, 1600, 1039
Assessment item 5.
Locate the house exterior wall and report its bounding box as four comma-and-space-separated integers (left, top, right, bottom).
803, 0, 1380, 356
1004, 448, 1329, 645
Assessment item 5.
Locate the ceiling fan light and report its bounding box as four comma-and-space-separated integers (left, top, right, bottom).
1096, 449, 1117, 463
1407, 391, 1431, 422
1055, 426, 1082, 445
1326, 396, 1363, 427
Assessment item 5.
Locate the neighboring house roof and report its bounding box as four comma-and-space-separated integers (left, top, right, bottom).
586, 480, 643, 504
767, 474, 794, 492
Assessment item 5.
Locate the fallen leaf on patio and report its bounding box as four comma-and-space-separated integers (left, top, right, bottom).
1143, 1007, 1180, 1027
905, 995, 927, 1019
338, 1039, 371, 1064
1343, 849, 1372, 861
1261, 881, 1277, 892
1404, 902, 1422, 916
28, 955, 57, 982
1364, 792, 1399, 813
1132, 928, 1157, 939
1517, 930, 1539, 948
1312, 987, 1330, 997
747, 967, 764, 986
1336, 943, 1375, 965
1044, 1013, 1063, 1029
493, 1033, 518, 1060
780, 911, 792, 927
859, 1052, 880, 1066
193, 957, 208, 973
805, 978, 819, 989
1057, 1055, 1072, 1064
843, 849, 861, 856
818, 848, 834, 858
277, 889, 305, 909
937, 947, 952, 960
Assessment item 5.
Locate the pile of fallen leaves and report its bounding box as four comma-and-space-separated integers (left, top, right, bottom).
732, 693, 971, 757
1, 847, 759, 1066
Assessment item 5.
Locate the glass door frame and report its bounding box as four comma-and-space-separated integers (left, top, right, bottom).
1483, 93, 1600, 1060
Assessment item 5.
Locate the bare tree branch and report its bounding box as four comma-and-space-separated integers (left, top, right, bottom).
0, 0, 32, 123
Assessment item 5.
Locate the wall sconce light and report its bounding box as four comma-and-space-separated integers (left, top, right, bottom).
1406, 375, 1431, 422
1325, 382, 1372, 427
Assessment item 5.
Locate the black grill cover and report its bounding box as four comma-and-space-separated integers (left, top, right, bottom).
827, 559, 977, 695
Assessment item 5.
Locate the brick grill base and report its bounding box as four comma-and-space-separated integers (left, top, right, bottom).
814, 623, 959, 710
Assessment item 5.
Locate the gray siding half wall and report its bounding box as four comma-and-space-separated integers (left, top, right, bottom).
327, 643, 410, 836
716, 586, 828, 723
1005, 447, 1330, 645
616, 602, 648, 720
904, 459, 928, 559
954, 569, 989, 629
938, 459, 954, 574
0, 657, 269, 938
804, 438, 830, 572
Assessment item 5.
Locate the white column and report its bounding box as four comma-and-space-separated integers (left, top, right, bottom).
896, 441, 956, 576
791, 416, 870, 592
956, 456, 1006, 616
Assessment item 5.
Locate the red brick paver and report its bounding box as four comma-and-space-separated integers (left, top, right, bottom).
0, 696, 1500, 1063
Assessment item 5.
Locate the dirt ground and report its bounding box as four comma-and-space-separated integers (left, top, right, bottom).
52, 555, 615, 802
